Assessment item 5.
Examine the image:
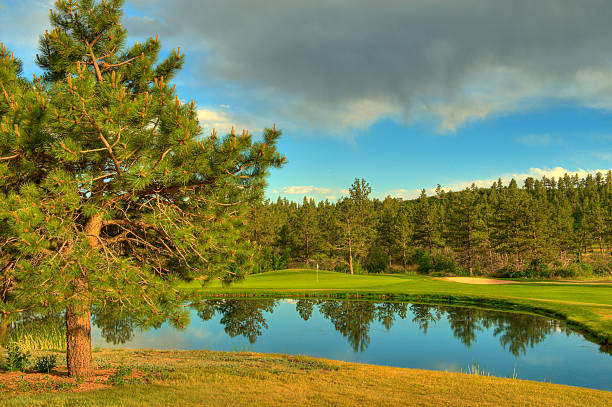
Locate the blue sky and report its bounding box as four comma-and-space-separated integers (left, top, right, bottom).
2, 0, 612, 200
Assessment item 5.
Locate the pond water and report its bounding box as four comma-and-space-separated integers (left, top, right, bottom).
91, 299, 612, 391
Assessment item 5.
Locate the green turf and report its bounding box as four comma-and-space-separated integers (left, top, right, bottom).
182, 269, 612, 347
3, 349, 611, 406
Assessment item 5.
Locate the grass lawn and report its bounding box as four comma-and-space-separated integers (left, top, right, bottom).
2, 349, 611, 407
182, 269, 612, 347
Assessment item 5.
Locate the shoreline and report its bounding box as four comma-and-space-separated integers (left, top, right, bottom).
2, 349, 610, 406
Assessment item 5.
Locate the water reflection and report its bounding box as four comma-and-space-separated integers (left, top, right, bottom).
189, 299, 568, 355
194, 300, 276, 344
3, 299, 571, 358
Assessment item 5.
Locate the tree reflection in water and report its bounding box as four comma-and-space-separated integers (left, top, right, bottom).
194, 299, 276, 344
215, 300, 565, 355
92, 304, 189, 345
98, 299, 569, 356
318, 300, 378, 352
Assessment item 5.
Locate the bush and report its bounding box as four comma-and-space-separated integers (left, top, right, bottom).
333, 261, 367, 274
257, 247, 290, 273
4, 343, 30, 372
497, 261, 604, 279
33, 355, 57, 373
593, 263, 612, 276
412, 249, 463, 275
364, 252, 388, 274
333, 263, 349, 273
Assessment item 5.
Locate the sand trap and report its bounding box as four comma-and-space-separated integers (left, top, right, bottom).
438, 277, 519, 285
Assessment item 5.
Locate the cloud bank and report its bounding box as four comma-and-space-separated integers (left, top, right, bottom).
125, 0, 612, 133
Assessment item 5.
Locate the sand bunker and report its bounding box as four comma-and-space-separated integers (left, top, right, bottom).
439, 277, 520, 285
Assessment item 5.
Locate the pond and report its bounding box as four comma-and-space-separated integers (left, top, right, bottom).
91, 299, 612, 391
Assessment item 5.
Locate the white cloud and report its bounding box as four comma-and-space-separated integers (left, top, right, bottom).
281, 186, 334, 195
443, 167, 611, 192
196, 108, 266, 136
386, 188, 422, 200
384, 166, 612, 200
268, 187, 344, 201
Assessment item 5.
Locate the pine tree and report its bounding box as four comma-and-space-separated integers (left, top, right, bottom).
318, 199, 343, 269
413, 189, 442, 254
445, 186, 486, 275
393, 203, 415, 271
0, 0, 283, 376
0, 43, 39, 331
340, 178, 374, 274
376, 196, 399, 269
288, 197, 320, 266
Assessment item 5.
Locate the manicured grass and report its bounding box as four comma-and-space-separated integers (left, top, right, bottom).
182, 269, 612, 347
2, 349, 610, 406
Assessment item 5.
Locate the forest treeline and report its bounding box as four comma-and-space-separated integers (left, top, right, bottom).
246, 172, 612, 278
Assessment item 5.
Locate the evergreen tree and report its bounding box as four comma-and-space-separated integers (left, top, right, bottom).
376, 196, 399, 269
0, 0, 283, 376
318, 199, 343, 269
340, 178, 374, 274
288, 197, 320, 266
413, 189, 442, 254
393, 203, 416, 270
445, 186, 486, 275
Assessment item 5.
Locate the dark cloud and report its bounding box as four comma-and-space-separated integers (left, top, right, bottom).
125, 0, 612, 132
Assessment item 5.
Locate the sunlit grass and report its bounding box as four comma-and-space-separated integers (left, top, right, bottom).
2, 323, 65, 352
2, 349, 610, 407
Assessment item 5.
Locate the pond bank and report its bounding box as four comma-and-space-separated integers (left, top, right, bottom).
2, 349, 611, 406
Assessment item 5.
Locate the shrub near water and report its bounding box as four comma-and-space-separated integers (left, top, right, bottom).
33, 355, 57, 373
4, 343, 30, 372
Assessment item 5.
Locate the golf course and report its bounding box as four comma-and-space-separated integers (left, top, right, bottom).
3, 269, 612, 406
185, 269, 612, 349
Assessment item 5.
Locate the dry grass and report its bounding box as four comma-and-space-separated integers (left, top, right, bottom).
0, 349, 609, 406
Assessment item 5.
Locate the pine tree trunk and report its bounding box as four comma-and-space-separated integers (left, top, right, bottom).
305, 232, 310, 267
467, 219, 473, 276
66, 300, 92, 377
64, 213, 102, 377
347, 218, 354, 275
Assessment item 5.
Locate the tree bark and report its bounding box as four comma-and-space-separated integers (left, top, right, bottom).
66, 300, 92, 377
64, 213, 102, 377
305, 232, 310, 267
347, 218, 354, 275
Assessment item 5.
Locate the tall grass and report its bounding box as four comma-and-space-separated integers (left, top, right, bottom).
460, 363, 520, 380
463, 363, 491, 377
2, 320, 66, 351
